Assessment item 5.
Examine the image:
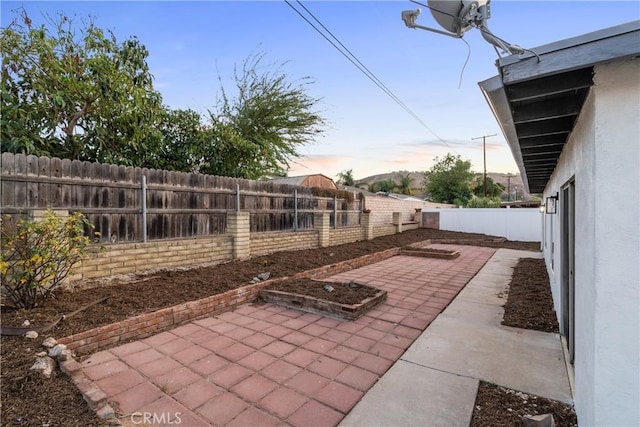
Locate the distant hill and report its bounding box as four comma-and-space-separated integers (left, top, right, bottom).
355, 171, 424, 188
353, 171, 532, 200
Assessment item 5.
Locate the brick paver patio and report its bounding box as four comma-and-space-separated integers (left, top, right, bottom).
79, 244, 495, 426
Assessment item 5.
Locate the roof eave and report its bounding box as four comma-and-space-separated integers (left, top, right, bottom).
478, 75, 532, 194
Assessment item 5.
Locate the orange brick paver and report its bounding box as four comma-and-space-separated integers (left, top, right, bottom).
79, 244, 495, 426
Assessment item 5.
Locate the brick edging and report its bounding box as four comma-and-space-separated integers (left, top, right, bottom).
58, 246, 402, 355
56, 244, 405, 422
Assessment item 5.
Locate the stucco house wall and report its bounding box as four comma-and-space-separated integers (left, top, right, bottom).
542, 58, 639, 426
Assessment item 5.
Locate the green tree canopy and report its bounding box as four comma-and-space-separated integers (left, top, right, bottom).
200, 53, 326, 179
398, 171, 413, 195
472, 176, 505, 198
337, 169, 355, 186
466, 196, 502, 208
2, 11, 325, 179
144, 108, 206, 172
1, 9, 164, 164
369, 179, 396, 193
423, 153, 474, 205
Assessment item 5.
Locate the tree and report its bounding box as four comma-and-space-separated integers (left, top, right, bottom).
423, 153, 474, 205
398, 172, 413, 195
1, 9, 164, 164
337, 169, 355, 186
144, 108, 206, 172
466, 196, 502, 208
472, 176, 505, 198
199, 53, 326, 179
369, 179, 396, 193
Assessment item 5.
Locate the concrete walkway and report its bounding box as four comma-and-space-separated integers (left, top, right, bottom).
77, 244, 494, 426
340, 249, 573, 427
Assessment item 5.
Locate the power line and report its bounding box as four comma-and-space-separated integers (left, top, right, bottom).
284, 0, 453, 150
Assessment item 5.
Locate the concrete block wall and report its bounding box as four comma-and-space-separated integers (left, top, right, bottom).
69, 236, 233, 283
403, 223, 420, 231
364, 195, 453, 225
67, 212, 410, 286
329, 226, 365, 246
249, 230, 318, 256
373, 224, 397, 238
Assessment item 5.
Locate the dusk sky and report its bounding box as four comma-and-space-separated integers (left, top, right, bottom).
2, 1, 638, 181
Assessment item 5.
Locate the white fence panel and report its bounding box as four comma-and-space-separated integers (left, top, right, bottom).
424, 207, 542, 241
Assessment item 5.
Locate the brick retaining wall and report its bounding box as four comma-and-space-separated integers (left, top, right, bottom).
250, 230, 318, 256
373, 224, 397, 238
329, 226, 365, 246
69, 236, 233, 283
58, 247, 401, 354
67, 215, 416, 286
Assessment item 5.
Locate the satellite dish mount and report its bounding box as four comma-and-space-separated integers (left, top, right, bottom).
401, 0, 525, 56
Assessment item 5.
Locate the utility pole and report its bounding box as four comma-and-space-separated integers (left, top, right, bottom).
472, 133, 497, 197
505, 173, 513, 202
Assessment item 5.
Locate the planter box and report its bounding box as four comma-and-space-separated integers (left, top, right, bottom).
260, 282, 387, 321
399, 248, 460, 259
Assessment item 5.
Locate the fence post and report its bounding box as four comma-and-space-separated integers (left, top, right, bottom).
227, 212, 250, 259
235, 184, 240, 213
392, 212, 402, 234
141, 175, 147, 242
333, 197, 337, 229
315, 212, 330, 247
362, 211, 374, 240
294, 189, 298, 231
506, 205, 511, 240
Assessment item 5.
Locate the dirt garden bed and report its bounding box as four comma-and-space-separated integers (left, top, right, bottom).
1, 228, 539, 426
260, 279, 386, 320
471, 257, 576, 427
399, 246, 460, 259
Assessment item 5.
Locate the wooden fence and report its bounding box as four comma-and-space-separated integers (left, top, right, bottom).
0, 153, 361, 243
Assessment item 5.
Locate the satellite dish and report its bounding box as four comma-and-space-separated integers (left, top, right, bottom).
401, 0, 526, 56
428, 0, 488, 37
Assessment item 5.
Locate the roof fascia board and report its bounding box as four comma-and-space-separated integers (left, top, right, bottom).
478, 75, 532, 193
498, 21, 640, 84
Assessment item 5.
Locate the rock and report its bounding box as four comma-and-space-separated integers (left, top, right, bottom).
323, 284, 335, 293
257, 272, 270, 281
522, 414, 556, 427
36, 351, 47, 357
250, 278, 259, 284
49, 344, 71, 360
22, 320, 30, 326
24, 331, 38, 339
42, 337, 57, 348
30, 356, 55, 378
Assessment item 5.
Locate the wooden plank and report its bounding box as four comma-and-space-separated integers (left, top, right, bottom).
26, 155, 38, 208
14, 154, 27, 208
50, 157, 63, 207
69, 160, 83, 212
1, 152, 15, 209
60, 158, 71, 207
37, 156, 51, 208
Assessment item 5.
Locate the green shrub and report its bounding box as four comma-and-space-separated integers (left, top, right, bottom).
0, 211, 96, 308
466, 197, 503, 208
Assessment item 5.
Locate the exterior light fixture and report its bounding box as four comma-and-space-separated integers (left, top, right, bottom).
545, 194, 558, 214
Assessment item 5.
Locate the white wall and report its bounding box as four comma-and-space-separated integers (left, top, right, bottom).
424, 207, 542, 242
364, 196, 454, 225
543, 58, 640, 426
